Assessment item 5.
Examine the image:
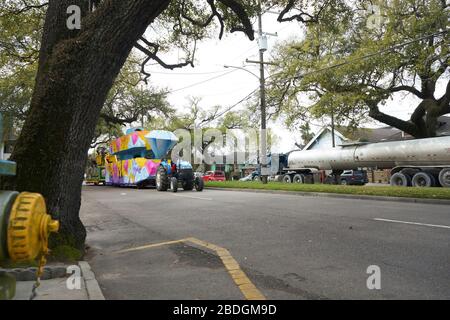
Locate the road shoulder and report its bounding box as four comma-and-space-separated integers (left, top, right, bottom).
206, 187, 450, 205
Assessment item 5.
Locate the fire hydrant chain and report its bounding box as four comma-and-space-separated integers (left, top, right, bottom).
29, 255, 47, 300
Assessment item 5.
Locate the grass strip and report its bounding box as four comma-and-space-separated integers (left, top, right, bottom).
205, 181, 450, 200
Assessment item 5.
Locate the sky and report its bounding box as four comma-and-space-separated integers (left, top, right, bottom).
139, 11, 445, 153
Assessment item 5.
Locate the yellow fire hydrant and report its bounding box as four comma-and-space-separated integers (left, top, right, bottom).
0, 114, 59, 300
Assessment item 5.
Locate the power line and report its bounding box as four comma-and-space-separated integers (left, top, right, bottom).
200, 85, 254, 97
202, 87, 260, 126
216, 88, 259, 117
227, 43, 259, 62
166, 69, 238, 94
146, 69, 234, 75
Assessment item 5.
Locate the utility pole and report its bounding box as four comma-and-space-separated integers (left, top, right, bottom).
245, 1, 277, 184
258, 3, 268, 184
331, 111, 335, 148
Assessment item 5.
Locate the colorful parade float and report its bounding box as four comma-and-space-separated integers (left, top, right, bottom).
85, 147, 107, 185
102, 128, 203, 192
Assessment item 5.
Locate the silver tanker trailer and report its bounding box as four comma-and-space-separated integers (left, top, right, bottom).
277, 136, 450, 188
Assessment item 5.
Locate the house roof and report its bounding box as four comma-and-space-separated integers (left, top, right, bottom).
303, 126, 348, 150
339, 126, 410, 143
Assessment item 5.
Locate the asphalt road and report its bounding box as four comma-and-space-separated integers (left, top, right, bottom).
80, 185, 450, 300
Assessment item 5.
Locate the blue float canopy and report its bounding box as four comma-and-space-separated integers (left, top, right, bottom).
146, 130, 178, 159
126, 127, 145, 135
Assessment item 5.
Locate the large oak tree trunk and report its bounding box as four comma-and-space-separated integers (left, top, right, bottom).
3, 0, 170, 250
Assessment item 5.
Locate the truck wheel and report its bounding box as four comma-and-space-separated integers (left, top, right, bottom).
340, 179, 348, 185
282, 175, 292, 183
195, 178, 204, 191
400, 168, 419, 177
412, 172, 435, 187
171, 177, 178, 192
293, 174, 304, 184
390, 172, 411, 187
156, 166, 169, 191
438, 168, 450, 188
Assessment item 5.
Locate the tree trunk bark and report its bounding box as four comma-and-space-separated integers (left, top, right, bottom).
2, 0, 171, 250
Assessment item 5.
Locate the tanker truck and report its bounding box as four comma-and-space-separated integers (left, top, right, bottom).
274, 136, 450, 188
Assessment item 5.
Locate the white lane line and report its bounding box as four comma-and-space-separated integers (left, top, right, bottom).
374, 218, 450, 230
172, 194, 213, 201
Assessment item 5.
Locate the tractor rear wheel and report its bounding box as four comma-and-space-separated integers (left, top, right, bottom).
156, 166, 169, 191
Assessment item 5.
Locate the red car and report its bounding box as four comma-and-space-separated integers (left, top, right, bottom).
202, 171, 226, 182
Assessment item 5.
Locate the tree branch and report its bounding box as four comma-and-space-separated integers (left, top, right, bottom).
180, 0, 226, 38
90, 138, 110, 149
216, 0, 254, 40
367, 83, 426, 100
134, 38, 195, 83
180, 0, 215, 27
388, 85, 426, 99
99, 113, 139, 126
277, 0, 330, 24
368, 101, 423, 138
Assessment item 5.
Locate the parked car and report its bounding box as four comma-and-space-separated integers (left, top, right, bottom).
339, 170, 368, 185
239, 171, 260, 181
202, 170, 226, 182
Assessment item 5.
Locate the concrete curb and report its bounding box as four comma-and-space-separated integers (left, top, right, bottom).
0, 265, 67, 281
206, 187, 450, 205
78, 261, 105, 300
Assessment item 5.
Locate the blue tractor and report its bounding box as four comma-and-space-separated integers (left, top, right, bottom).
156, 159, 204, 193
147, 130, 204, 193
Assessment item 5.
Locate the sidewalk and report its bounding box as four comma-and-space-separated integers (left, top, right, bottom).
12, 261, 104, 300
14, 278, 88, 300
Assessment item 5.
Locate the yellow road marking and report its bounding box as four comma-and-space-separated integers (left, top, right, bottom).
116, 237, 266, 300
116, 238, 191, 253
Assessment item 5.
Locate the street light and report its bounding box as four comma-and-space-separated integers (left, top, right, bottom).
224, 65, 260, 80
